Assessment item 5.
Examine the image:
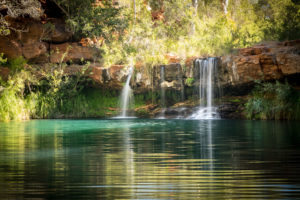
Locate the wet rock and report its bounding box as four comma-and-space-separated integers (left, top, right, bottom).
152, 63, 183, 91
218, 96, 247, 119
164, 63, 182, 81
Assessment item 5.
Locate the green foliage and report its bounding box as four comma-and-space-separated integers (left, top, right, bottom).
81, 88, 119, 117
254, 0, 300, 41
34, 63, 93, 118
54, 0, 128, 40
245, 81, 300, 120
134, 92, 155, 108
6, 57, 27, 72
185, 78, 195, 87
0, 18, 10, 36
0, 67, 35, 121
0, 53, 7, 65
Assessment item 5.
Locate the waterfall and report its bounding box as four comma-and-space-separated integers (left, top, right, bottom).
157, 65, 166, 119
119, 66, 134, 118
160, 66, 166, 109
189, 57, 220, 119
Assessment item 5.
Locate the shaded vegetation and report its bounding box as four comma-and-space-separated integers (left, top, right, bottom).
246, 81, 300, 120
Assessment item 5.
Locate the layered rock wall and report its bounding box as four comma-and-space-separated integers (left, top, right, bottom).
220, 40, 300, 93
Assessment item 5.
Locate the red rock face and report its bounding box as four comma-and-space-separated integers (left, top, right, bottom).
0, 38, 22, 59
0, 18, 72, 61
221, 40, 300, 86
109, 65, 125, 80
50, 43, 97, 63
22, 42, 49, 63
89, 64, 103, 84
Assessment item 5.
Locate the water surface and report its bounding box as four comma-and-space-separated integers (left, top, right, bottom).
0, 119, 300, 199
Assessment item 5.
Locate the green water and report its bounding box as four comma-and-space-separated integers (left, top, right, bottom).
0, 119, 300, 199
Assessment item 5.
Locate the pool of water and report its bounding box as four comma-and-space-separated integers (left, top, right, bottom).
0, 119, 300, 199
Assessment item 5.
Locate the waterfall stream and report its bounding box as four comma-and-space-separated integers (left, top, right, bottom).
158, 65, 166, 119
189, 58, 220, 119
117, 66, 135, 118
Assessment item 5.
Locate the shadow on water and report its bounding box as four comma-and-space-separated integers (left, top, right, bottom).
0, 119, 300, 199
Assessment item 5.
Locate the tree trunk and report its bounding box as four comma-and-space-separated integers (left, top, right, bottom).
222, 0, 229, 14
190, 0, 198, 35
133, 0, 136, 20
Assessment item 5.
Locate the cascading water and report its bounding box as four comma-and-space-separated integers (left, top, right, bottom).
189, 57, 220, 119
119, 66, 134, 118
160, 66, 166, 109
158, 65, 166, 119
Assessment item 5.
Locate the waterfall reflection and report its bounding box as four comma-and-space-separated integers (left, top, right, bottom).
122, 121, 135, 186
199, 120, 214, 171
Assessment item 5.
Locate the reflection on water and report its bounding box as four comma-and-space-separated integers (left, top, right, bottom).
1, 119, 300, 199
